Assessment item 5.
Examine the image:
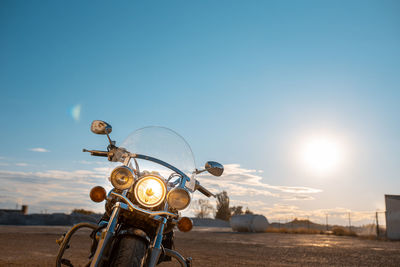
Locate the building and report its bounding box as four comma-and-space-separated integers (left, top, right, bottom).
385, 195, 400, 240
0, 205, 28, 215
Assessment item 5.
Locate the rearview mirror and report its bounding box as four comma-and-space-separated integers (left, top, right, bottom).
91, 120, 112, 135
205, 161, 224, 176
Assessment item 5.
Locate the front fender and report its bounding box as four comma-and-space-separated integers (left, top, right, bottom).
118, 228, 151, 245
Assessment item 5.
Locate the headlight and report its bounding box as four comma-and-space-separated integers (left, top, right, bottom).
110, 166, 135, 190
134, 175, 167, 208
167, 187, 191, 210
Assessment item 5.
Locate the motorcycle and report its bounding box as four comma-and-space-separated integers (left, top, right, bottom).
56, 120, 223, 267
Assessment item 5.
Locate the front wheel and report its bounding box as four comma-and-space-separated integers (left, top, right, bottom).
112, 236, 148, 267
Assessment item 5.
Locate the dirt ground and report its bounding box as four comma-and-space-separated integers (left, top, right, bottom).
0, 226, 400, 267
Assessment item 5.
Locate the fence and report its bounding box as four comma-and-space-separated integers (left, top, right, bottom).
268, 211, 386, 237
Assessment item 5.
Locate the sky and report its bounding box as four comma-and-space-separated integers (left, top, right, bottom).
1, 0, 399, 226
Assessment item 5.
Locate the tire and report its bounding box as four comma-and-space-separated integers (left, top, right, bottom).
112, 236, 148, 267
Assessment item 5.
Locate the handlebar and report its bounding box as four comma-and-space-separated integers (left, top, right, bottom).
82, 149, 109, 157
84, 147, 215, 197
195, 181, 215, 198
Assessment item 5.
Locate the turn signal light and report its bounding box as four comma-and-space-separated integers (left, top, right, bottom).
90, 186, 107, 202
177, 217, 193, 232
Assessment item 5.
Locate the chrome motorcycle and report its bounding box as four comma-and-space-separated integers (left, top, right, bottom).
56, 120, 223, 267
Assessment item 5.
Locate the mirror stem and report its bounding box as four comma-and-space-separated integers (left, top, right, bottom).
106, 133, 114, 146
194, 169, 206, 175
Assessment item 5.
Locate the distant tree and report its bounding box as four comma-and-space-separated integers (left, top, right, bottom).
244, 207, 253, 214
215, 191, 230, 221
72, 209, 95, 215
230, 206, 243, 216
194, 199, 214, 218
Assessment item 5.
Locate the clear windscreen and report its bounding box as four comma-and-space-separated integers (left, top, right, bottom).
118, 126, 197, 191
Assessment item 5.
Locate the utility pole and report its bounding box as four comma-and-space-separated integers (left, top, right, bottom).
325, 213, 329, 231
348, 212, 352, 232
376, 211, 380, 238
307, 216, 310, 230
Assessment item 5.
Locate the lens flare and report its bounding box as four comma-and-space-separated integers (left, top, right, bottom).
68, 104, 81, 122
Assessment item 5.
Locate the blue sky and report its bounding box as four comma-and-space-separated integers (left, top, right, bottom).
1, 0, 399, 225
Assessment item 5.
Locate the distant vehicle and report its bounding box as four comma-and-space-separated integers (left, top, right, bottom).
56, 120, 224, 267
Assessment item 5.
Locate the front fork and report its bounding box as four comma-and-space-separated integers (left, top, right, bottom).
147, 218, 192, 267
89, 202, 166, 267
90, 202, 190, 267
147, 217, 167, 266
90, 202, 121, 267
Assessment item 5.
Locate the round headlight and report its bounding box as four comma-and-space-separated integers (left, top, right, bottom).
110, 166, 135, 190
167, 187, 191, 210
134, 175, 167, 208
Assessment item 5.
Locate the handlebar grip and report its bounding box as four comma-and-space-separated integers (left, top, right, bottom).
195, 183, 215, 198
82, 149, 109, 157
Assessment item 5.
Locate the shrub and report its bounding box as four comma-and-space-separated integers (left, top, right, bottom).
266, 227, 323, 235
71, 209, 95, 215
331, 226, 357, 237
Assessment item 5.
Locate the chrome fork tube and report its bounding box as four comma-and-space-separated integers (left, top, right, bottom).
90, 202, 121, 267
147, 217, 167, 267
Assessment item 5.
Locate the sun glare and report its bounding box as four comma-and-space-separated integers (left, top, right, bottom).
300, 136, 344, 174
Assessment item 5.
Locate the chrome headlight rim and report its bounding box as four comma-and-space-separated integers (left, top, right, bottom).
167, 187, 191, 210
110, 166, 135, 190
134, 175, 167, 208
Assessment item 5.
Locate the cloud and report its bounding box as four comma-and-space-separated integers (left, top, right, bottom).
202, 165, 378, 224
77, 160, 105, 165
29, 148, 50, 153
185, 164, 386, 225
0, 163, 318, 215
15, 163, 29, 167
185, 164, 328, 220
0, 164, 379, 225
0, 169, 106, 181
282, 195, 315, 201
0, 167, 111, 214
197, 164, 321, 199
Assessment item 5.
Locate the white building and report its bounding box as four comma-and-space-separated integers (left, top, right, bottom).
385, 195, 400, 240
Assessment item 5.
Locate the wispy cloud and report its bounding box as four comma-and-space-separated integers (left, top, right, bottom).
187, 164, 383, 224
77, 160, 105, 165
0, 163, 375, 225
29, 148, 50, 153
0, 163, 319, 215
197, 164, 321, 199
15, 163, 29, 167
0, 167, 110, 213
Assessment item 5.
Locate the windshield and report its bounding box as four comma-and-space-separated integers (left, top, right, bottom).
119, 126, 197, 190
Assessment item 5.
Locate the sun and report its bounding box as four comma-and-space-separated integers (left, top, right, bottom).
300, 136, 344, 174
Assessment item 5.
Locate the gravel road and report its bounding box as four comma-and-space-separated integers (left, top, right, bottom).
0, 226, 399, 266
